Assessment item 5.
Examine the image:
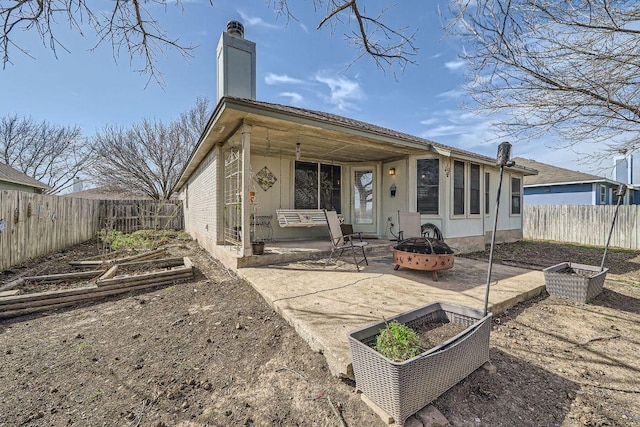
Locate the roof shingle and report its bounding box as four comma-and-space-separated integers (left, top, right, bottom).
0, 162, 49, 189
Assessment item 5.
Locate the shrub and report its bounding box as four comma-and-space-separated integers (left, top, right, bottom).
374, 320, 421, 362
97, 229, 191, 252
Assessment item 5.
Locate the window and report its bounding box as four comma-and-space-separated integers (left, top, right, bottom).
484, 172, 490, 215
599, 185, 606, 204
294, 161, 341, 212
417, 159, 439, 214
511, 176, 522, 215
470, 164, 481, 215
453, 160, 465, 215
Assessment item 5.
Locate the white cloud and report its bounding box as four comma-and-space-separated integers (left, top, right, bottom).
419, 109, 500, 156
265, 73, 305, 85
437, 89, 465, 99
444, 59, 465, 71
419, 109, 589, 169
299, 22, 309, 33
237, 10, 279, 30
314, 74, 364, 111
420, 117, 438, 126
279, 92, 304, 105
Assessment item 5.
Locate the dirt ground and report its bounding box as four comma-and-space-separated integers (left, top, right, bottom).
1, 239, 639, 427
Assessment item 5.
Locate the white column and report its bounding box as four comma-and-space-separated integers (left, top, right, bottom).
241, 124, 252, 256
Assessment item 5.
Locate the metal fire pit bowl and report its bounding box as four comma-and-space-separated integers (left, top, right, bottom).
392, 238, 455, 281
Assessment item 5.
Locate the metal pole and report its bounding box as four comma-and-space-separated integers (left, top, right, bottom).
484, 142, 514, 316
600, 184, 626, 272
484, 165, 505, 316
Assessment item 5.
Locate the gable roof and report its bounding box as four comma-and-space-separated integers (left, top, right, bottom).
513, 157, 617, 187
65, 185, 152, 200
0, 162, 50, 190
176, 97, 536, 191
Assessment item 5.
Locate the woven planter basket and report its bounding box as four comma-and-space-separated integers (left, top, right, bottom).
543, 262, 608, 303
348, 302, 491, 426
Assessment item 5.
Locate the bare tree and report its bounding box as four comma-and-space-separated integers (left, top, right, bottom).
0, 0, 200, 85
0, 114, 91, 193
446, 1, 640, 161
270, 0, 418, 74
2, 1, 417, 82
90, 98, 210, 200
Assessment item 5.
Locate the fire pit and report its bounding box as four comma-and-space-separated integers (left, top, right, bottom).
393, 237, 455, 281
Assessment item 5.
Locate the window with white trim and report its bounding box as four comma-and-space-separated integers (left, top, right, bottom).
510, 176, 522, 215
470, 163, 481, 215
484, 172, 490, 215
453, 160, 465, 215
417, 158, 439, 214
294, 161, 341, 213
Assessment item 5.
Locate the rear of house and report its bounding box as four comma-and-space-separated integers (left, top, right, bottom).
174, 22, 535, 267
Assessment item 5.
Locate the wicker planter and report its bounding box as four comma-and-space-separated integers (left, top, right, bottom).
543, 262, 608, 303
348, 302, 492, 426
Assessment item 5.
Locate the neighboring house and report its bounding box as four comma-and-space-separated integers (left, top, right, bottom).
174, 21, 536, 263
0, 162, 49, 193
65, 185, 152, 200
514, 157, 636, 205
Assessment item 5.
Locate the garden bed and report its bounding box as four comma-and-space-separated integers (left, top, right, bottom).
0, 254, 194, 319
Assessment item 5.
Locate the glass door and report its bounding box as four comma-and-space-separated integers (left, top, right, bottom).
352, 166, 377, 233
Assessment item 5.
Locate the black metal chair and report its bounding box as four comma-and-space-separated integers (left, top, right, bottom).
323, 209, 368, 271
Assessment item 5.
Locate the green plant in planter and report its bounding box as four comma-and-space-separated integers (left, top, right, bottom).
374, 320, 421, 362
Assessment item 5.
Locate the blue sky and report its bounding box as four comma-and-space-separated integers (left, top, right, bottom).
0, 0, 593, 173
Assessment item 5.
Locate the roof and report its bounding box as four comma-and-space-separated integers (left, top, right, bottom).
513, 157, 618, 187
65, 186, 152, 200
176, 97, 536, 191
0, 162, 50, 190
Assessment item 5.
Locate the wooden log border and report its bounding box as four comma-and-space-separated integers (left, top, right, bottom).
0, 257, 194, 319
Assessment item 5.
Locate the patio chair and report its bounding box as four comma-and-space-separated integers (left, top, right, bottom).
398, 211, 445, 242
397, 211, 422, 241
323, 209, 369, 271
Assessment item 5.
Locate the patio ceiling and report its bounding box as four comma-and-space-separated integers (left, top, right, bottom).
211, 104, 429, 164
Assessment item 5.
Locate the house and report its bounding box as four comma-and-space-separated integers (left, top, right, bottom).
65, 185, 152, 200
514, 157, 637, 205
174, 21, 535, 265
0, 162, 49, 193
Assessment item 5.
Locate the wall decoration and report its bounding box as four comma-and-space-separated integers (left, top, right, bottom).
254, 166, 277, 191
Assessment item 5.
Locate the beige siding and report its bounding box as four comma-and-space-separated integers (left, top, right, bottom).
0, 181, 38, 193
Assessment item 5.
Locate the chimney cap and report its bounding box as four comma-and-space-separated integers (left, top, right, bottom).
227, 20, 244, 38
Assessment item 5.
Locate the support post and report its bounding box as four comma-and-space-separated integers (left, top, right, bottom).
241, 123, 252, 256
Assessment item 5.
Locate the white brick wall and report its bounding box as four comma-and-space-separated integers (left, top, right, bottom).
183, 147, 218, 252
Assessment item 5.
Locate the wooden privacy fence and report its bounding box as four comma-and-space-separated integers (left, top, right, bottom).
0, 191, 101, 271
524, 205, 640, 250
1, 191, 185, 272
98, 200, 183, 233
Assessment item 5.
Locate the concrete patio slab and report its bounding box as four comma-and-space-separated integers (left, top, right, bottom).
236, 254, 546, 377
